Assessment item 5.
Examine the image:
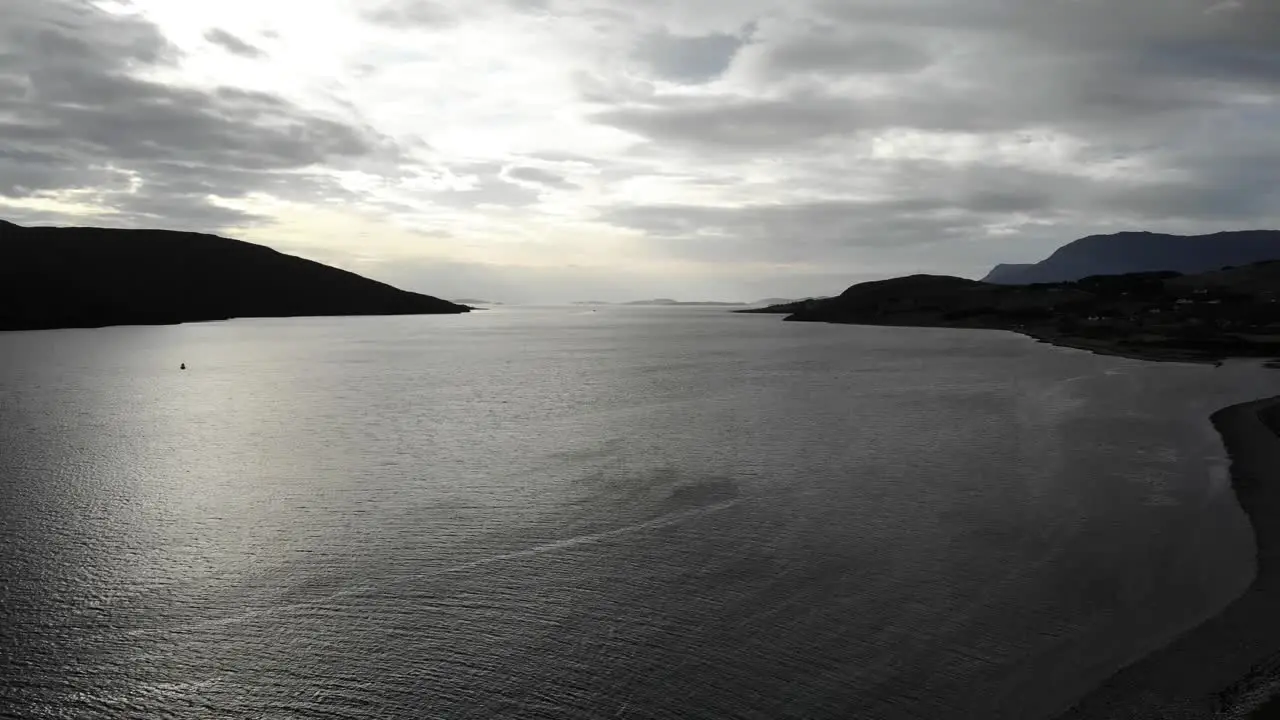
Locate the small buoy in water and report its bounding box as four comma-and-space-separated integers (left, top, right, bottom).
180, 363, 186, 370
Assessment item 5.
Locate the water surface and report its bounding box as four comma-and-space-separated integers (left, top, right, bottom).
1, 307, 1275, 718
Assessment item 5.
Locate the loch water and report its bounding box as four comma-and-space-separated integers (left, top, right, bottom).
1, 307, 1276, 719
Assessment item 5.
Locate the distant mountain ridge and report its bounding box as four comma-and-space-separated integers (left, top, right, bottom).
0, 221, 468, 331
982, 230, 1280, 284
981, 264, 1036, 283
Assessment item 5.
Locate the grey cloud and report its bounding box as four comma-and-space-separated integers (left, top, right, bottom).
0, 152, 130, 197
592, 62, 1236, 154
105, 193, 267, 230
431, 163, 540, 208
761, 29, 933, 76
588, 89, 1008, 150
7, 0, 1279, 292
601, 198, 988, 266
524, 151, 600, 167
0, 0, 398, 232
960, 189, 1054, 215
813, 0, 1280, 93
1096, 151, 1280, 222
505, 166, 578, 189
596, 147, 1280, 270
361, 0, 549, 26
590, 0, 1280, 148
817, 0, 1277, 51
1137, 42, 1280, 87
204, 28, 266, 59
506, 0, 552, 11
361, 1, 457, 27
591, 93, 865, 149
631, 29, 746, 84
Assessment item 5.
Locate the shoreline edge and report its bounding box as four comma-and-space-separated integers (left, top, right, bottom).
1057, 394, 1280, 719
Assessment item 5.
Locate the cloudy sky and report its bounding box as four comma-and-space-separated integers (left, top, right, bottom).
2, 0, 1278, 302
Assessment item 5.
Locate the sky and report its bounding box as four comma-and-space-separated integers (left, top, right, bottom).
2, 0, 1278, 303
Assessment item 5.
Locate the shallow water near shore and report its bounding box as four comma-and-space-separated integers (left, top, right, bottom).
2, 307, 1277, 719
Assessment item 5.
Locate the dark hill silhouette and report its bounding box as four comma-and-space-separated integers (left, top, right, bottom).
982, 230, 1280, 284
778, 275, 992, 324
0, 221, 468, 331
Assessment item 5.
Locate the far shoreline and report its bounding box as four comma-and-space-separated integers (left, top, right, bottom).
769, 311, 1279, 368
1013, 326, 1272, 368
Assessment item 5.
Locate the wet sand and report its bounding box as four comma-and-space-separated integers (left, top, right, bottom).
1057, 395, 1280, 719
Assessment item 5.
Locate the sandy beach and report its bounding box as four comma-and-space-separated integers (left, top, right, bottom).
1057, 394, 1280, 719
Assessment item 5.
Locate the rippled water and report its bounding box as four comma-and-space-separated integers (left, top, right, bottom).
2, 307, 1277, 719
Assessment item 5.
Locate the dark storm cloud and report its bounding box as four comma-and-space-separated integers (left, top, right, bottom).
0, 1, 397, 231
204, 28, 266, 59
630, 29, 747, 84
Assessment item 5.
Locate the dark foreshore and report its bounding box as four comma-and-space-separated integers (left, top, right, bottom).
1054, 395, 1280, 719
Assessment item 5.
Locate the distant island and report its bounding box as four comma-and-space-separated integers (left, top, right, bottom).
0, 220, 468, 331
981, 230, 1280, 284
453, 298, 502, 305
742, 263, 1280, 364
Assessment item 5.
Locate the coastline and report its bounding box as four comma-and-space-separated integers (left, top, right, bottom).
783, 313, 1275, 367
1018, 330, 1225, 366
1056, 394, 1280, 719
758, 312, 1280, 714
